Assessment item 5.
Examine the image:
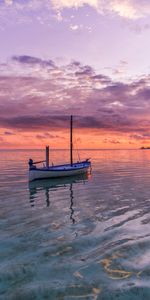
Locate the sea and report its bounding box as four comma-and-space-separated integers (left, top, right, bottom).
0, 149, 150, 300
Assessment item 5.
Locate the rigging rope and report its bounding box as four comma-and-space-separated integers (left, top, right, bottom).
73, 132, 81, 162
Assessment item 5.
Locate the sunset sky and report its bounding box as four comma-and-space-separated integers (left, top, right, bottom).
0, 0, 150, 149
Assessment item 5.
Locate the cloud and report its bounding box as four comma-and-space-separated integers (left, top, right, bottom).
113, 60, 128, 77
70, 24, 80, 31
103, 138, 121, 144
50, 0, 150, 20
1, 54, 150, 140
5, 0, 13, 6
130, 133, 150, 140
1, 0, 150, 21
36, 134, 49, 139
4, 131, 15, 135
75, 65, 94, 76
0, 115, 70, 131
12, 56, 55, 68
36, 133, 64, 139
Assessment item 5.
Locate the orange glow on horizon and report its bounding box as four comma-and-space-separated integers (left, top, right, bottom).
0, 127, 148, 149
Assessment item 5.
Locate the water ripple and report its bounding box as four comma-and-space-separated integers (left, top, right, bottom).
0, 150, 150, 299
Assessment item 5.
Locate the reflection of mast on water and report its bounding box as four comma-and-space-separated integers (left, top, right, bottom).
45, 189, 50, 207
29, 186, 50, 207
29, 182, 76, 223
29, 173, 90, 223
70, 183, 75, 224
29, 187, 36, 207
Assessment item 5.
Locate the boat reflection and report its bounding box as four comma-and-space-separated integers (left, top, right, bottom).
29, 173, 90, 223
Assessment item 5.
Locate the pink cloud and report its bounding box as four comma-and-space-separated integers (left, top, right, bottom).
1, 0, 150, 22
0, 55, 150, 142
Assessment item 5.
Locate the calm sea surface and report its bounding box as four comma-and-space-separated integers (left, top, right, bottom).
0, 149, 150, 300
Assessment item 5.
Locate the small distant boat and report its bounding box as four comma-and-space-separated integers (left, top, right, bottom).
140, 146, 150, 150
28, 116, 91, 181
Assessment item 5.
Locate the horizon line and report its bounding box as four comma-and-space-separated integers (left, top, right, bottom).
0, 148, 141, 151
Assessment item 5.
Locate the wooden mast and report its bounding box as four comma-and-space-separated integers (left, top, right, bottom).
70, 115, 73, 166
46, 146, 49, 168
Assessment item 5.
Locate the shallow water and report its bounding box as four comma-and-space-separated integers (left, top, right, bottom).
0, 149, 150, 300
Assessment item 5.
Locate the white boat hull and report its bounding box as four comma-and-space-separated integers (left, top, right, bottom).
29, 161, 91, 181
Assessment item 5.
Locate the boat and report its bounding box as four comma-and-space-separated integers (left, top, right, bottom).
28, 116, 91, 181
140, 146, 150, 150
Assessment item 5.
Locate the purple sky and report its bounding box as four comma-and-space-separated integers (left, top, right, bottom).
1, 0, 150, 78
0, 0, 150, 148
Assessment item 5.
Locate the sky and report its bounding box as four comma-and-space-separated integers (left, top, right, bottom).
0, 0, 150, 149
